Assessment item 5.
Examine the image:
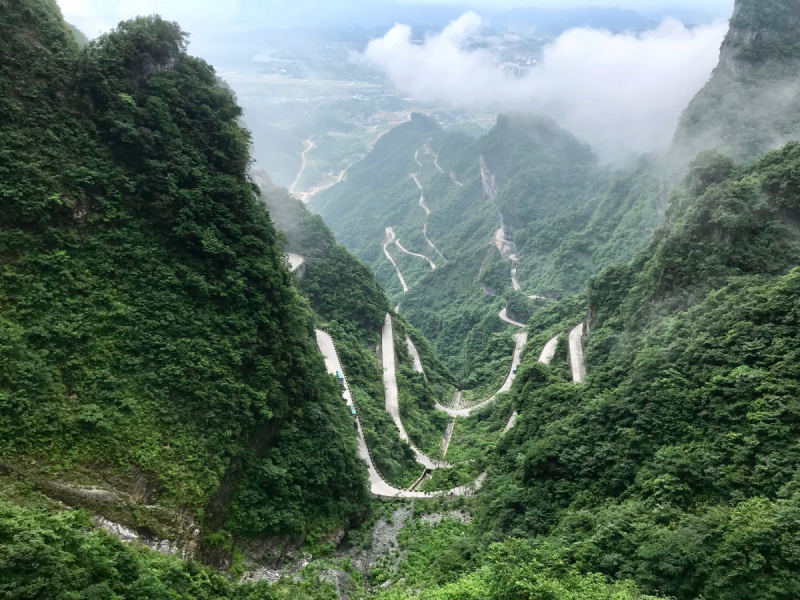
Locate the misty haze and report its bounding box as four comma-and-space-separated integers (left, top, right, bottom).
4, 0, 800, 598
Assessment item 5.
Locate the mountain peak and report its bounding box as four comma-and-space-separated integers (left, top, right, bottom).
719, 0, 800, 73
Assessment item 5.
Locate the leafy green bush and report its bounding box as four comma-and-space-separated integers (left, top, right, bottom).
0, 500, 344, 600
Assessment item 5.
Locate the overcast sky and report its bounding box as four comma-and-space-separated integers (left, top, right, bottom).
402, 0, 731, 7
59, 0, 734, 39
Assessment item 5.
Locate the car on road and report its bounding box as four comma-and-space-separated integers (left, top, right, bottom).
350, 406, 357, 416
336, 369, 344, 382
513, 366, 518, 374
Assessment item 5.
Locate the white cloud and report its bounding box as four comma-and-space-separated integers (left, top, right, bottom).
363, 13, 728, 158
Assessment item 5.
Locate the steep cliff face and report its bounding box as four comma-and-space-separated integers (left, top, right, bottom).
720, 0, 800, 71
671, 0, 800, 165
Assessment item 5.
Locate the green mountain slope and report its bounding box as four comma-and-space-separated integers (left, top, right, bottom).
260, 177, 457, 487
476, 143, 800, 600
0, 0, 368, 550
671, 0, 800, 166
311, 113, 662, 382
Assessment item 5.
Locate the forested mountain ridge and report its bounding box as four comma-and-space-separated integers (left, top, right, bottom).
259, 177, 458, 489
4, 0, 800, 596
311, 111, 663, 383
0, 0, 370, 568
312, 0, 800, 389
671, 0, 800, 166
474, 142, 800, 600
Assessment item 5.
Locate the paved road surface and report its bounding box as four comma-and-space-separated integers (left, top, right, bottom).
317, 328, 477, 499
408, 336, 458, 458
396, 240, 436, 270
423, 223, 446, 262
539, 336, 559, 365
316, 330, 353, 407
383, 228, 409, 293
503, 412, 518, 433
450, 172, 464, 187
419, 195, 430, 216
436, 331, 528, 418
440, 418, 456, 456
289, 140, 315, 197
569, 323, 587, 383
319, 327, 546, 499
410, 151, 446, 262
297, 166, 350, 204
424, 144, 444, 173
511, 268, 521, 291
407, 337, 425, 374
286, 253, 305, 272
499, 307, 526, 328
382, 315, 450, 469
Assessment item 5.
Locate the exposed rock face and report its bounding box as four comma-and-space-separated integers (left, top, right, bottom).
719, 0, 800, 73
670, 0, 800, 167
720, 26, 762, 74
346, 504, 412, 574
320, 569, 357, 600
94, 517, 199, 559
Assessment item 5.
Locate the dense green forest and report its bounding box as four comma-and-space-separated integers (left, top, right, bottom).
470, 143, 800, 600
5, 0, 800, 597
310, 112, 663, 381
364, 145, 800, 600
0, 0, 370, 562
259, 178, 457, 487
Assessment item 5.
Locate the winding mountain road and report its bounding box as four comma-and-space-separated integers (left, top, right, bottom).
422, 215, 446, 262
407, 336, 456, 459
316, 328, 481, 499
424, 144, 444, 173
310, 147, 593, 500
410, 151, 447, 263
435, 330, 528, 418
297, 166, 350, 204
499, 307, 526, 328
316, 330, 354, 407
503, 412, 518, 433
396, 240, 437, 270
419, 196, 430, 216
569, 323, 587, 383
320, 324, 575, 499
407, 336, 425, 375
450, 172, 464, 187
539, 336, 559, 365
290, 139, 316, 198
383, 228, 409, 293
383, 315, 449, 470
